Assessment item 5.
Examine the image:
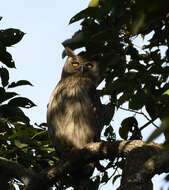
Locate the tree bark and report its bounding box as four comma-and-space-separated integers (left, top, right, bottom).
0, 140, 166, 190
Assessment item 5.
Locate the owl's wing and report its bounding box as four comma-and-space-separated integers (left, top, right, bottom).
88, 86, 104, 141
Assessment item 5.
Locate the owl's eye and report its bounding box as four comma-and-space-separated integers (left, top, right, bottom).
72, 62, 79, 67
86, 63, 93, 69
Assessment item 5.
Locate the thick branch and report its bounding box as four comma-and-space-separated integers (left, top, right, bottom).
0, 140, 165, 190
117, 142, 168, 190
0, 157, 35, 187
40, 140, 162, 185
118, 149, 169, 190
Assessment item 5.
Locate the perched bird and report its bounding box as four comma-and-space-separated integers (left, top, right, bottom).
47, 47, 110, 189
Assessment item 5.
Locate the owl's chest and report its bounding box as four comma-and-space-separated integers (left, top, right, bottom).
53, 77, 95, 112
59, 77, 92, 96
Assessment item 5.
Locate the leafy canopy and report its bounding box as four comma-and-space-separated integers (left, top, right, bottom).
0, 0, 169, 189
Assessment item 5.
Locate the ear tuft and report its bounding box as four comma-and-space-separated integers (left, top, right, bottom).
65, 47, 76, 58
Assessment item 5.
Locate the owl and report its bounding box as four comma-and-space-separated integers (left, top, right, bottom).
47, 47, 106, 189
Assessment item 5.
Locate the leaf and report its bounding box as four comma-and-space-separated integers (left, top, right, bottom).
69, 7, 105, 24
119, 117, 138, 140
0, 87, 5, 101
0, 67, 9, 87
101, 171, 109, 183
0, 91, 18, 103
8, 80, 33, 88
0, 104, 30, 123
8, 97, 36, 108
0, 50, 15, 68
147, 117, 169, 142
112, 174, 121, 185
62, 30, 86, 54
14, 140, 28, 149
163, 89, 169, 95
129, 90, 146, 110
0, 28, 25, 47
165, 173, 169, 181
0, 175, 10, 190
119, 123, 130, 140
147, 180, 153, 190
88, 0, 99, 7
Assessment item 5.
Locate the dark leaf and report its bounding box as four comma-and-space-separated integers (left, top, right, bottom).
0, 87, 5, 103
101, 171, 109, 183
69, 7, 105, 24
104, 125, 116, 141
112, 174, 121, 185
165, 173, 169, 181
8, 80, 33, 88
119, 117, 138, 140
8, 97, 36, 108
0, 67, 9, 87
0, 175, 10, 190
129, 90, 146, 110
62, 30, 86, 55
0, 104, 30, 123
119, 123, 130, 140
147, 117, 169, 143
0, 50, 15, 68
0, 91, 18, 103
0, 28, 25, 47
147, 180, 153, 190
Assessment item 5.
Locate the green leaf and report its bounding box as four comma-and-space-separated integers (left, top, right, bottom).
8, 80, 33, 88
8, 97, 36, 108
163, 89, 169, 95
8, 184, 16, 190
14, 139, 28, 149
88, 0, 99, 7
0, 67, 9, 87
0, 28, 25, 47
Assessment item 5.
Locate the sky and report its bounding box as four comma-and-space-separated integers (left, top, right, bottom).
0, 1, 168, 190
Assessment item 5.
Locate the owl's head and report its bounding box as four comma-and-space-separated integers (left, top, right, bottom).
61, 47, 99, 85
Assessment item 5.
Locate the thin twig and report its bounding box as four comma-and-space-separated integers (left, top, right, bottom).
117, 105, 159, 129
140, 117, 159, 131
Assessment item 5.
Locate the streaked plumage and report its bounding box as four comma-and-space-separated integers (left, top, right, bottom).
47, 48, 103, 189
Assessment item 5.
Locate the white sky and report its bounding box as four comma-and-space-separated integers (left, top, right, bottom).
0, 1, 168, 190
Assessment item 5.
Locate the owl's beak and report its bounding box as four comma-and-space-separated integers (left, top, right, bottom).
79, 65, 85, 73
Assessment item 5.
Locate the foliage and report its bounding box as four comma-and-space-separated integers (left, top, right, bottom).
63, 0, 169, 141
0, 18, 53, 189
0, 0, 169, 189
62, 0, 169, 187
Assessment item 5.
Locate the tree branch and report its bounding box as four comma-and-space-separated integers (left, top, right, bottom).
0, 140, 165, 190
0, 157, 35, 188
